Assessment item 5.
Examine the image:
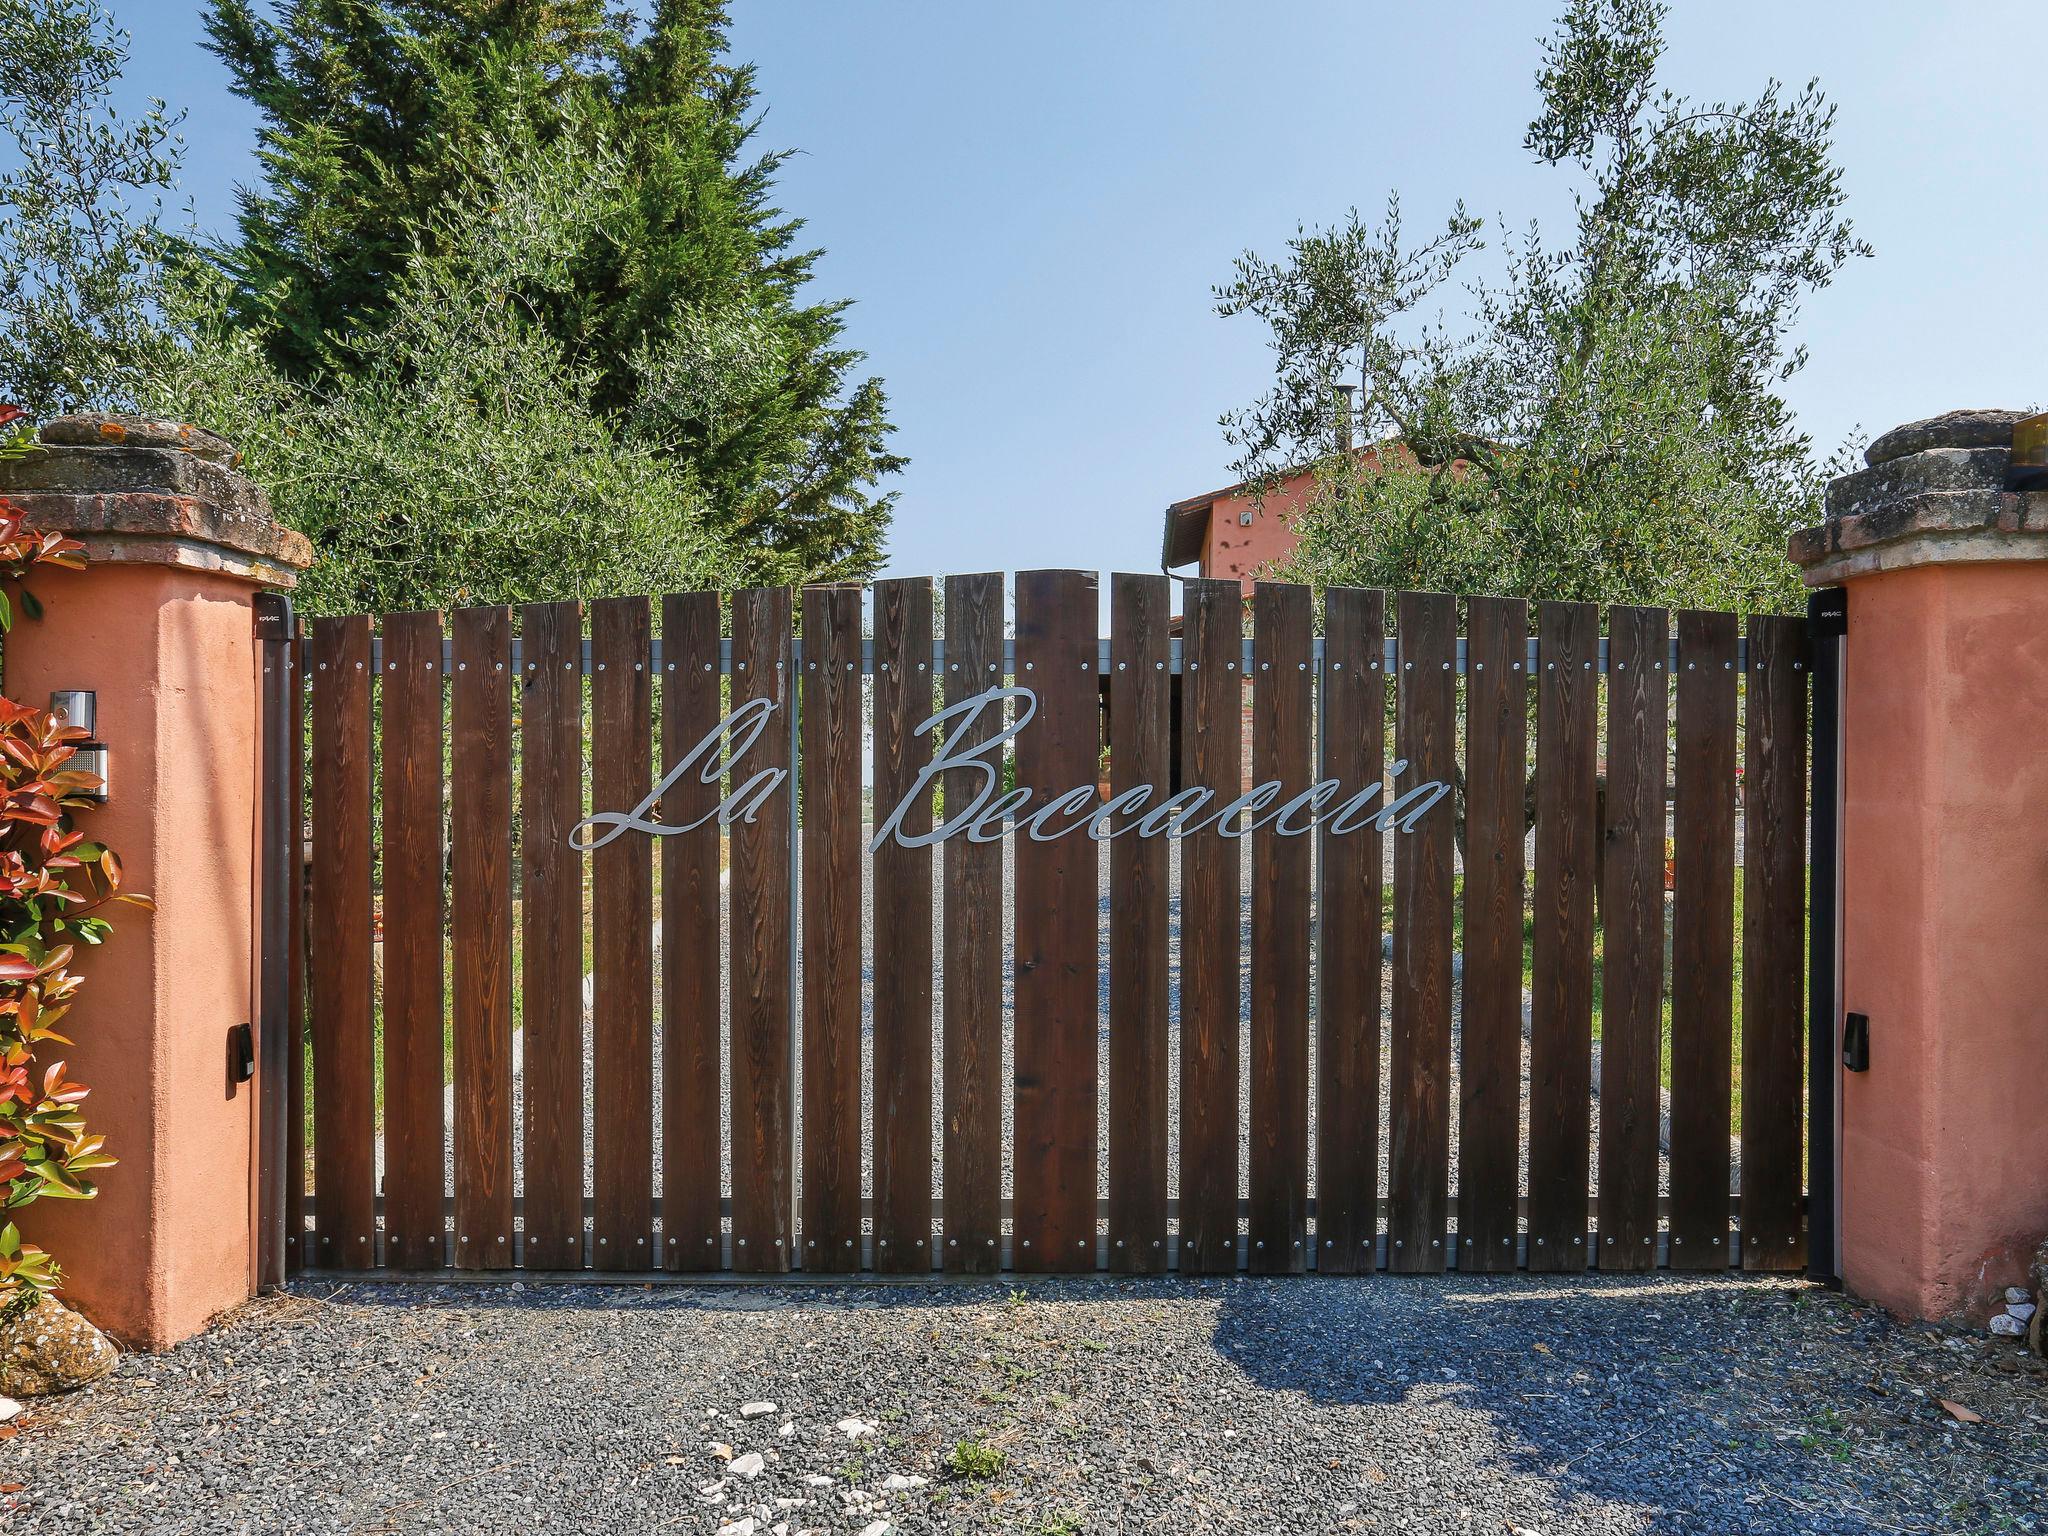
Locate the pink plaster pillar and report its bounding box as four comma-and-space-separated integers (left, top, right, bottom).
0, 415, 310, 1348
1791, 409, 2048, 1323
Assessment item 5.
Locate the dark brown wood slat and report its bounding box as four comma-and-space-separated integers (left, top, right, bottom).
1597, 606, 1670, 1271
450, 606, 515, 1270
1106, 572, 1170, 1275
940, 573, 1004, 1275
800, 585, 864, 1273
1527, 600, 1600, 1271
872, 577, 936, 1274
661, 591, 724, 1272
1248, 581, 1313, 1274
1742, 614, 1809, 1273
518, 601, 584, 1271
1315, 587, 1385, 1275
1457, 595, 1528, 1274
1667, 609, 1739, 1270
287, 623, 308, 1273
379, 611, 446, 1271
588, 596, 654, 1270
1012, 568, 1101, 1273
1387, 591, 1456, 1273
729, 586, 795, 1272
309, 616, 375, 1270
308, 625, 365, 1272
1178, 577, 1242, 1277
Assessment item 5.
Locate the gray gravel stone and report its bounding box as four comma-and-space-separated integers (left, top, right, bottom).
5, 1275, 2042, 1533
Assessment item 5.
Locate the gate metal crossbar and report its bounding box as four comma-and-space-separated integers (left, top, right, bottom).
274, 574, 1818, 1282
365, 635, 1753, 676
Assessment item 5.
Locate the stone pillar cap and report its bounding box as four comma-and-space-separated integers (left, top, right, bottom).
35, 412, 243, 465
0, 414, 311, 587
1789, 409, 2048, 585
1862, 409, 2031, 465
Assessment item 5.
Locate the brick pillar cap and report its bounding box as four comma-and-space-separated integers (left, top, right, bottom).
1789, 408, 2048, 585
0, 415, 312, 587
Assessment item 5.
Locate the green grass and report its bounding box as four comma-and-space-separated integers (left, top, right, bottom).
1386, 872, 1752, 1127
310, 848, 1766, 1166
945, 1438, 1006, 1480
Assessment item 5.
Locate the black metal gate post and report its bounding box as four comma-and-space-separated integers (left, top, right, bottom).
254, 591, 297, 1290
1805, 586, 1847, 1284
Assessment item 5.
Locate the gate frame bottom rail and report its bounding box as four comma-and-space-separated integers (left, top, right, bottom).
291, 1195, 1798, 1280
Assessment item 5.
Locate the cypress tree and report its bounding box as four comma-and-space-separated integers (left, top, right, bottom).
204, 0, 900, 578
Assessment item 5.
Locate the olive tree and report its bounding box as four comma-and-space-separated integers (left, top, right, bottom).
1219, 0, 1868, 613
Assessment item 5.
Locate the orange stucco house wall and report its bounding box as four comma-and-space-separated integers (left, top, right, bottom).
1160, 446, 1407, 589
1169, 470, 1319, 587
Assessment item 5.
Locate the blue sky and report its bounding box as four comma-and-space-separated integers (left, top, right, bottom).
114, 1, 2047, 585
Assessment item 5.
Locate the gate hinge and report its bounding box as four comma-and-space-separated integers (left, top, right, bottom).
1807, 587, 1847, 639
254, 591, 295, 643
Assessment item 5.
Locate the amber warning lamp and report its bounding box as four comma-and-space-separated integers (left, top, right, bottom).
2011, 411, 2048, 493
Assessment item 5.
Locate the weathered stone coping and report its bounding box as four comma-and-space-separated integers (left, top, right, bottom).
1790, 409, 2048, 585
0, 417, 311, 587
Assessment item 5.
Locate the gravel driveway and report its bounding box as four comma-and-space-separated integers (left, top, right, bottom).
8, 1274, 2043, 1535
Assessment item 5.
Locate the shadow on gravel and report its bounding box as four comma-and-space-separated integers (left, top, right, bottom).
1208, 1272, 1866, 1534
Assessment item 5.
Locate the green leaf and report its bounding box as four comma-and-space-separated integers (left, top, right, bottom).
30, 1159, 84, 1195
19, 586, 42, 622
30, 1179, 94, 1201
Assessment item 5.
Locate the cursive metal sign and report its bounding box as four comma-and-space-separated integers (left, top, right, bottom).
570, 684, 1449, 853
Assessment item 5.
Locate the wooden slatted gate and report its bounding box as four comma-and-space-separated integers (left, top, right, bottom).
271, 574, 1821, 1279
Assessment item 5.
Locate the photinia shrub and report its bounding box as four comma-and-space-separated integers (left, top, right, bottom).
0, 403, 150, 1317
